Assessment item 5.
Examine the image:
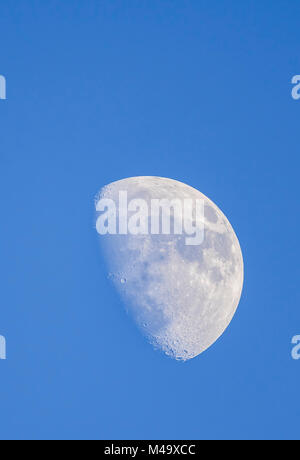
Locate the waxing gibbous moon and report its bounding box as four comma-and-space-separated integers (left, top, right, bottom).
95, 177, 243, 361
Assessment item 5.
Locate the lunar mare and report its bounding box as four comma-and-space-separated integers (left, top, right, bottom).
96, 177, 244, 361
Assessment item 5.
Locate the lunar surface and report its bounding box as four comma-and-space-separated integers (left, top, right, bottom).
95, 177, 243, 361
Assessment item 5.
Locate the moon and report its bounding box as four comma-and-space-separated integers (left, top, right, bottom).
95, 177, 243, 361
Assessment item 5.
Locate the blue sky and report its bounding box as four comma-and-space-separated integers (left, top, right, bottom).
0, 0, 300, 440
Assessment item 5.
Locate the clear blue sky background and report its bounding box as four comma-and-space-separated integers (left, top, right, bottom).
0, 1, 299, 440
